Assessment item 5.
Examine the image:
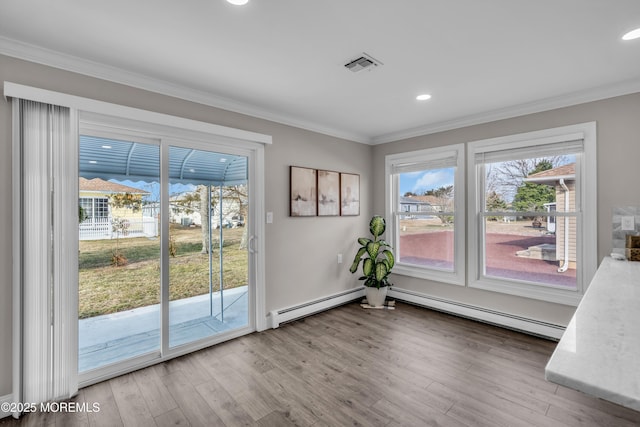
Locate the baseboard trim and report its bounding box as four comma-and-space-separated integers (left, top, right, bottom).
389, 287, 566, 340
270, 287, 365, 328
1, 394, 15, 419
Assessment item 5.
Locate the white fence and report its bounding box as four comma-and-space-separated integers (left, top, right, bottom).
79, 217, 159, 241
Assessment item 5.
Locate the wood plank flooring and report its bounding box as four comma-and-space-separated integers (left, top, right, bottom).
3, 302, 640, 426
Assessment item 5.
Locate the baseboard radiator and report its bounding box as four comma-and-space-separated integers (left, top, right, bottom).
389, 287, 565, 340
268, 286, 565, 340
270, 287, 365, 328
1, 394, 14, 419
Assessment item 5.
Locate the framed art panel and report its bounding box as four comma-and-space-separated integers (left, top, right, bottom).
317, 170, 340, 216
290, 166, 317, 216
340, 172, 360, 216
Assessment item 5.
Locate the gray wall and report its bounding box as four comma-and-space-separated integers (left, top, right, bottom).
0, 55, 372, 396
373, 92, 640, 327
2, 52, 640, 399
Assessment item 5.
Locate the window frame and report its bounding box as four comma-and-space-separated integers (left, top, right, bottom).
385, 143, 466, 286
467, 122, 597, 305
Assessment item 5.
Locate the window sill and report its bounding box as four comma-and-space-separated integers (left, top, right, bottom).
469, 276, 582, 306
393, 264, 464, 286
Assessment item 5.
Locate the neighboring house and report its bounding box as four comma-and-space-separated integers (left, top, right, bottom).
525, 163, 576, 270
170, 190, 244, 229
399, 196, 431, 217
79, 177, 156, 240
400, 195, 452, 215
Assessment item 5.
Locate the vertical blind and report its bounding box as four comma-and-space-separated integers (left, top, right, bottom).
14, 99, 78, 408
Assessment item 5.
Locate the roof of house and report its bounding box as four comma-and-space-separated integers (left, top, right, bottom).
400, 196, 430, 205
402, 195, 447, 205
79, 177, 149, 194
525, 163, 575, 184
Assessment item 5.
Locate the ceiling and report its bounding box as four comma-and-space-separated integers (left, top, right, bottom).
1, 1, 640, 144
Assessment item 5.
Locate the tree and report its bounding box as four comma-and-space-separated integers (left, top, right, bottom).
107, 192, 143, 267
485, 156, 567, 202
512, 161, 555, 214
425, 185, 453, 199
199, 185, 213, 254
425, 185, 454, 225
485, 191, 508, 221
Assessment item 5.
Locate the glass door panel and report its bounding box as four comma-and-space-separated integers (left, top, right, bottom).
78, 135, 161, 372
168, 146, 249, 348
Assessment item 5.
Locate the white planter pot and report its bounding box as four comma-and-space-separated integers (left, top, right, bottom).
365, 286, 388, 307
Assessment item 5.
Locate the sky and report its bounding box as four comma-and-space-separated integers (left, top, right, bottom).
399, 155, 576, 198
399, 168, 454, 196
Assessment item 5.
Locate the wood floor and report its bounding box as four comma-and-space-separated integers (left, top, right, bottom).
3, 302, 640, 426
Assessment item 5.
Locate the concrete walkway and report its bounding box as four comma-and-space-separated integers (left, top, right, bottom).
79, 286, 248, 372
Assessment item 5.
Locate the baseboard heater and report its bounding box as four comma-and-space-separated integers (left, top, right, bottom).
268, 286, 565, 340
1, 394, 13, 419
389, 287, 565, 340
270, 287, 365, 328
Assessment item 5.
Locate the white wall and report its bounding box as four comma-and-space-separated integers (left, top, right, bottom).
373, 92, 640, 326
0, 54, 372, 396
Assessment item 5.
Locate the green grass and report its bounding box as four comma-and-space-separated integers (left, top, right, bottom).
79, 224, 248, 319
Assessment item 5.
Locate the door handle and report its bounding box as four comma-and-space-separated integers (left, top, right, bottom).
248, 235, 256, 253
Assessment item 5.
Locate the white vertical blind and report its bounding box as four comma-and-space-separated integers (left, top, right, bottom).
15, 99, 78, 406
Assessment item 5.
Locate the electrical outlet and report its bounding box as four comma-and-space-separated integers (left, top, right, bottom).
337, 254, 343, 264
266, 212, 273, 224
621, 215, 635, 231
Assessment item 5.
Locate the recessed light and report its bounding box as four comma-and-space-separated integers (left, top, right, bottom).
227, 0, 249, 5
416, 94, 432, 101
622, 28, 640, 41
89, 160, 97, 164
189, 168, 196, 173
101, 145, 112, 149
220, 158, 228, 163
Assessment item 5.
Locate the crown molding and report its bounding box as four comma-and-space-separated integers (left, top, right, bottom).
3, 35, 640, 147
372, 78, 640, 145
0, 36, 371, 144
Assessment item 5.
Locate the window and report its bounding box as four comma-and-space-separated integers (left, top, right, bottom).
79, 197, 109, 221
384, 123, 596, 305
94, 197, 109, 218
385, 144, 465, 285
468, 123, 597, 305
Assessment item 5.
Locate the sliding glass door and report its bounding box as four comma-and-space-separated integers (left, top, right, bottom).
78, 131, 253, 381
167, 145, 249, 348
78, 135, 161, 372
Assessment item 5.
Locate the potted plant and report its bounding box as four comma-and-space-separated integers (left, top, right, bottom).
349, 215, 395, 307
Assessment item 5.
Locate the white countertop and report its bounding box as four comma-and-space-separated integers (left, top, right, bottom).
545, 257, 640, 411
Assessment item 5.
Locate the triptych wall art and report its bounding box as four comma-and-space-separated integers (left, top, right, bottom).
290, 166, 360, 217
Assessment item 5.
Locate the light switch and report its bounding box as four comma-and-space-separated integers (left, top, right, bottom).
266, 212, 273, 224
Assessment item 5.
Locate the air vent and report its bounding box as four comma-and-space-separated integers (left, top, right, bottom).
344, 53, 383, 73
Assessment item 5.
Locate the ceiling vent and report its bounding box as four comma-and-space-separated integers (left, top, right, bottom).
344, 53, 383, 73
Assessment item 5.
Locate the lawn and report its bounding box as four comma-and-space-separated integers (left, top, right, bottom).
79, 224, 248, 319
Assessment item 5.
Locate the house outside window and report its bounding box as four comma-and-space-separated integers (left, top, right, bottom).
385, 144, 465, 285
468, 122, 597, 305
78, 177, 154, 240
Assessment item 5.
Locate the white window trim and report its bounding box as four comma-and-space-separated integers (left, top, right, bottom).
385, 143, 465, 286
467, 122, 597, 306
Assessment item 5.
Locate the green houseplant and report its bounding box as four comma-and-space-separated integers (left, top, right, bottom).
349, 215, 395, 306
